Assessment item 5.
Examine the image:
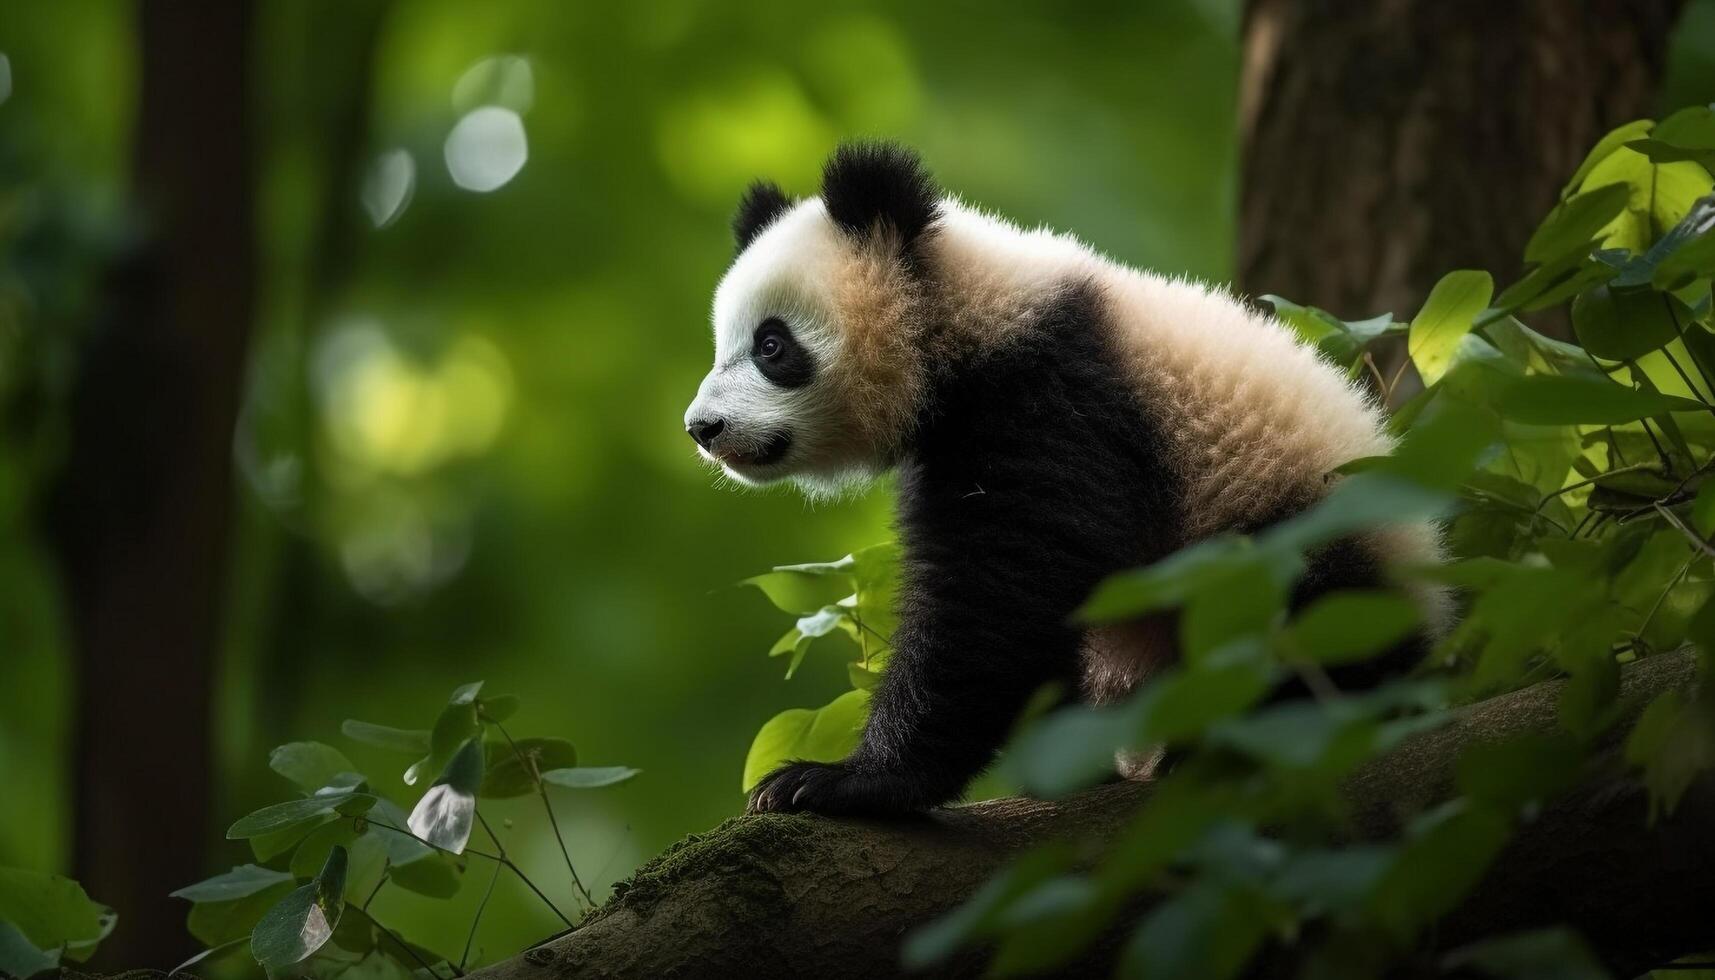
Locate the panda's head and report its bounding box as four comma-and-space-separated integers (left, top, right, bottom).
685, 142, 940, 496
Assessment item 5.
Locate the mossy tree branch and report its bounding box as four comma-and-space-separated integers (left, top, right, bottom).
473, 653, 1711, 979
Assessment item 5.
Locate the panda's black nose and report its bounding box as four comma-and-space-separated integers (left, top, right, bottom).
687, 418, 726, 450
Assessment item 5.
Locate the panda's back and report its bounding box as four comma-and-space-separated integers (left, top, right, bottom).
928, 200, 1396, 542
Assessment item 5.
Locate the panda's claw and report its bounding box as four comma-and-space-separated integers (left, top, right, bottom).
746, 760, 923, 817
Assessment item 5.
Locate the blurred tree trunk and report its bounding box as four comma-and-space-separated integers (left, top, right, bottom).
1238, 0, 1686, 336
46, 0, 256, 968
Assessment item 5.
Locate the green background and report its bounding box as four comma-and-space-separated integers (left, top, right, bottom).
1, 0, 1711, 966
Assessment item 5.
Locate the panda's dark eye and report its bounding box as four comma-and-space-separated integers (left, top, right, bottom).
751, 318, 813, 388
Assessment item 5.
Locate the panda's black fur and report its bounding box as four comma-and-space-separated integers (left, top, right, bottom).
712, 143, 1434, 816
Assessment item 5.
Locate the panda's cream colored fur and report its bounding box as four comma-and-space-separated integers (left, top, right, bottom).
696, 146, 1454, 814
711, 194, 1449, 634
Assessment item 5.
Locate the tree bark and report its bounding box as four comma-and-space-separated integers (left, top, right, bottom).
45, 0, 256, 968
471, 653, 1711, 979
1238, 0, 1686, 327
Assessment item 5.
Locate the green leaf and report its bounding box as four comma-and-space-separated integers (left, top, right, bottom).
408, 738, 485, 853
742, 688, 869, 791
170, 864, 294, 903
1288, 591, 1420, 666
1625, 690, 1715, 818
0, 868, 115, 962
269, 741, 360, 796
186, 882, 295, 947
1441, 927, 1609, 980
476, 693, 520, 722
1078, 537, 1289, 623
1693, 479, 1715, 538
481, 737, 577, 798
408, 686, 484, 787
1262, 474, 1453, 555
1410, 271, 1494, 385
1142, 645, 1277, 744
1009, 702, 1144, 798
1611, 194, 1715, 289
1562, 119, 1653, 196
251, 845, 346, 969
1578, 145, 1712, 253
1455, 734, 1584, 809
227, 793, 374, 839
287, 821, 357, 883
1493, 373, 1706, 425
987, 875, 1113, 977
249, 813, 336, 862
847, 663, 882, 689
388, 851, 463, 899
341, 720, 432, 756
362, 798, 427, 863
0, 921, 58, 980
1371, 800, 1512, 942
1525, 183, 1630, 264
1119, 881, 1272, 980
902, 845, 1074, 969
1570, 284, 1685, 360
541, 766, 642, 789
739, 567, 856, 615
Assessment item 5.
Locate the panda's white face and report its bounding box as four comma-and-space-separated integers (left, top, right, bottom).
685, 201, 863, 493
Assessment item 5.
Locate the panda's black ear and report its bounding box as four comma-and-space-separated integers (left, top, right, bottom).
733, 180, 792, 251
820, 141, 938, 249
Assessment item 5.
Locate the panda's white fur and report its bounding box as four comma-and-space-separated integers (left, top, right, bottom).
692, 194, 1448, 632
692, 146, 1451, 812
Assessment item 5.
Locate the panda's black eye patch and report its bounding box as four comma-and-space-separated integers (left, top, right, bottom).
752, 318, 814, 388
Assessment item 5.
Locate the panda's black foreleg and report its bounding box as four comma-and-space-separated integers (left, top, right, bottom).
745, 535, 1088, 816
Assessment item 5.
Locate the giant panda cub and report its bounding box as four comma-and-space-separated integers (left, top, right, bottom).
685, 142, 1448, 816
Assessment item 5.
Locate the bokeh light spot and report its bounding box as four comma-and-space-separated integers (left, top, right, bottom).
445, 106, 528, 192
313, 320, 514, 478
361, 148, 416, 228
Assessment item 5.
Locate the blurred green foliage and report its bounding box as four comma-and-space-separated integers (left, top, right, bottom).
1, 0, 1714, 975
0, 0, 1242, 967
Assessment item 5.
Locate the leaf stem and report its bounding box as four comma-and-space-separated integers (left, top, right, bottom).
493, 719, 597, 910
1653, 503, 1715, 560
361, 814, 573, 925
1633, 549, 1700, 643
477, 809, 579, 928
167, 936, 249, 977
349, 903, 460, 978
461, 851, 504, 971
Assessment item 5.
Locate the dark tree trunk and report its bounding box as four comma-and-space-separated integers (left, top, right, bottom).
46, 0, 257, 968
1238, 0, 1685, 327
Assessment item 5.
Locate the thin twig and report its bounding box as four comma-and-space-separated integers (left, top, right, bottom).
478, 809, 579, 928
363, 815, 504, 864
1633, 551, 1699, 643
1660, 346, 1715, 413
1536, 463, 1654, 512
494, 719, 596, 909
167, 936, 249, 977
361, 870, 388, 911
350, 903, 459, 978
1653, 503, 1715, 559
461, 852, 504, 971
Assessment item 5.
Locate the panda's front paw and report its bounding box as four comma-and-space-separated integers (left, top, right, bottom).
746, 760, 924, 816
